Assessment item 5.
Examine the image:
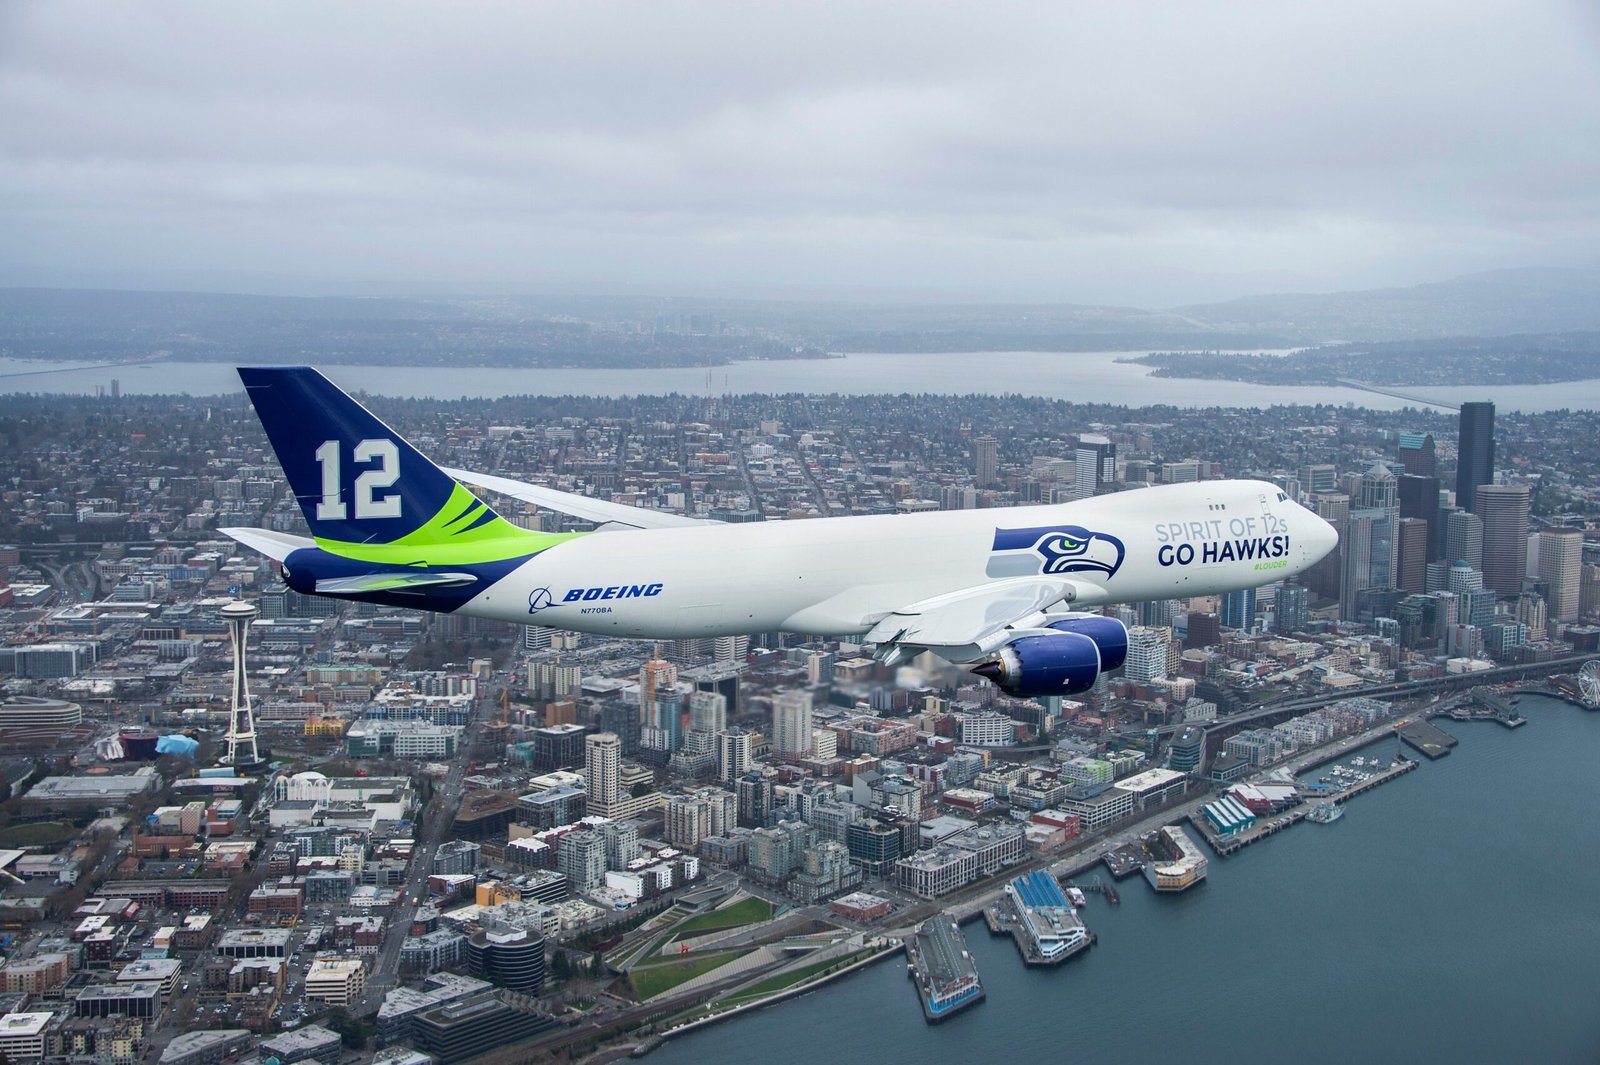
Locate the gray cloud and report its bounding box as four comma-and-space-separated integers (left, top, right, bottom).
1, 0, 1597, 303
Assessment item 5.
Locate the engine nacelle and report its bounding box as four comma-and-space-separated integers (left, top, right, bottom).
970, 616, 1130, 697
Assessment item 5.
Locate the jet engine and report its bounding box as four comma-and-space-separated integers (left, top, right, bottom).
970, 615, 1129, 697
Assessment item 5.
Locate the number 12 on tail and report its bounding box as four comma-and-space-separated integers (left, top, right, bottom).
314, 438, 402, 520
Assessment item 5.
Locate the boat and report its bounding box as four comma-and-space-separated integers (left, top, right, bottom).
1066, 887, 1088, 908
1307, 801, 1344, 824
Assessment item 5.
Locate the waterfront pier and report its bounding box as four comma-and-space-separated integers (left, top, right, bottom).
1398, 719, 1458, 759
905, 917, 984, 1023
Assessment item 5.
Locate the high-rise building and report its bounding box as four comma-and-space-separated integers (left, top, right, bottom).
717, 728, 753, 784
1358, 461, 1398, 511
1341, 508, 1395, 619
599, 702, 640, 757
736, 771, 774, 828
974, 435, 998, 488
639, 658, 681, 752
1124, 627, 1169, 683
1455, 401, 1495, 513
1275, 581, 1309, 634
1220, 588, 1255, 631
1186, 611, 1221, 648
1299, 464, 1338, 494
1396, 518, 1431, 594
1397, 431, 1437, 477
1537, 529, 1584, 622
1398, 474, 1442, 562
1582, 564, 1600, 621
771, 690, 814, 758
1474, 484, 1530, 596
1445, 509, 1484, 570
584, 732, 621, 812
688, 691, 726, 737
1074, 434, 1116, 498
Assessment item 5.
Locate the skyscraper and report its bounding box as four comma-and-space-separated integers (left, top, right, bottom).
974, 435, 998, 488
1474, 484, 1530, 596
1074, 433, 1116, 498
1398, 474, 1442, 562
771, 690, 814, 758
1445, 509, 1484, 570
1124, 627, 1169, 682
1358, 461, 1398, 511
639, 658, 681, 752
1396, 517, 1431, 594
1275, 581, 1309, 634
1536, 529, 1584, 622
717, 728, 753, 784
1455, 401, 1495, 513
1397, 431, 1437, 477
1220, 588, 1256, 631
584, 732, 621, 812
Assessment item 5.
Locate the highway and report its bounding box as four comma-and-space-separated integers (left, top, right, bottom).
354, 683, 494, 1014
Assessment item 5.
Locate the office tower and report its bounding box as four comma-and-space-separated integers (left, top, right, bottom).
1310, 493, 1350, 523
1358, 461, 1398, 511
1396, 518, 1431, 594
1341, 512, 1375, 619
1455, 401, 1495, 513
1474, 484, 1530, 596
1398, 475, 1442, 562
584, 732, 621, 811
771, 690, 814, 758
974, 435, 998, 487
1137, 599, 1175, 628
1074, 433, 1116, 498
1124, 627, 1169, 683
1397, 431, 1437, 477
1445, 509, 1484, 570
1537, 529, 1584, 622
806, 650, 835, 685
1447, 561, 1484, 593
466, 925, 545, 994
1186, 611, 1221, 648
1299, 464, 1338, 494
1220, 588, 1255, 631
1578, 564, 1600, 620
220, 600, 261, 768
1275, 581, 1309, 634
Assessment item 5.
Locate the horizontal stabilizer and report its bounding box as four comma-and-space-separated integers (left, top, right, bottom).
219, 527, 315, 562
314, 571, 479, 595
444, 467, 714, 530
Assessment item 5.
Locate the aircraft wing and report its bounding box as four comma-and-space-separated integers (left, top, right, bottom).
866, 576, 1111, 663
443, 468, 716, 531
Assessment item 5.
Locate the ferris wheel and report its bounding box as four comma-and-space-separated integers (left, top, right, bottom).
1580, 661, 1600, 709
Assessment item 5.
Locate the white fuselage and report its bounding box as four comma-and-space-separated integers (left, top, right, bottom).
460, 479, 1336, 646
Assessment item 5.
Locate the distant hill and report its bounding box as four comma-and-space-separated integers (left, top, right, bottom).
1175, 267, 1600, 342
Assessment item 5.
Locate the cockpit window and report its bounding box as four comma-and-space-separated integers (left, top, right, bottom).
1277, 492, 1288, 502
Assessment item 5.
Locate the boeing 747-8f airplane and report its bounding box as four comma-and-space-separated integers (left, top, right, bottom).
222, 368, 1338, 697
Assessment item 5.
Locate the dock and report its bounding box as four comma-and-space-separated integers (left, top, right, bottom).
985, 870, 1093, 966
1067, 878, 1119, 905
1191, 756, 1418, 856
905, 916, 984, 1023
1398, 719, 1459, 758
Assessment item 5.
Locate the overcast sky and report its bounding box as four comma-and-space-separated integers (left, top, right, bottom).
1, 1, 1597, 305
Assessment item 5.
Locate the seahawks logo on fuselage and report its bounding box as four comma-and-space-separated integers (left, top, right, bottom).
987, 523, 1125, 579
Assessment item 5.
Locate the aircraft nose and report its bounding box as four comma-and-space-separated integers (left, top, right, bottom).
1303, 510, 1339, 561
